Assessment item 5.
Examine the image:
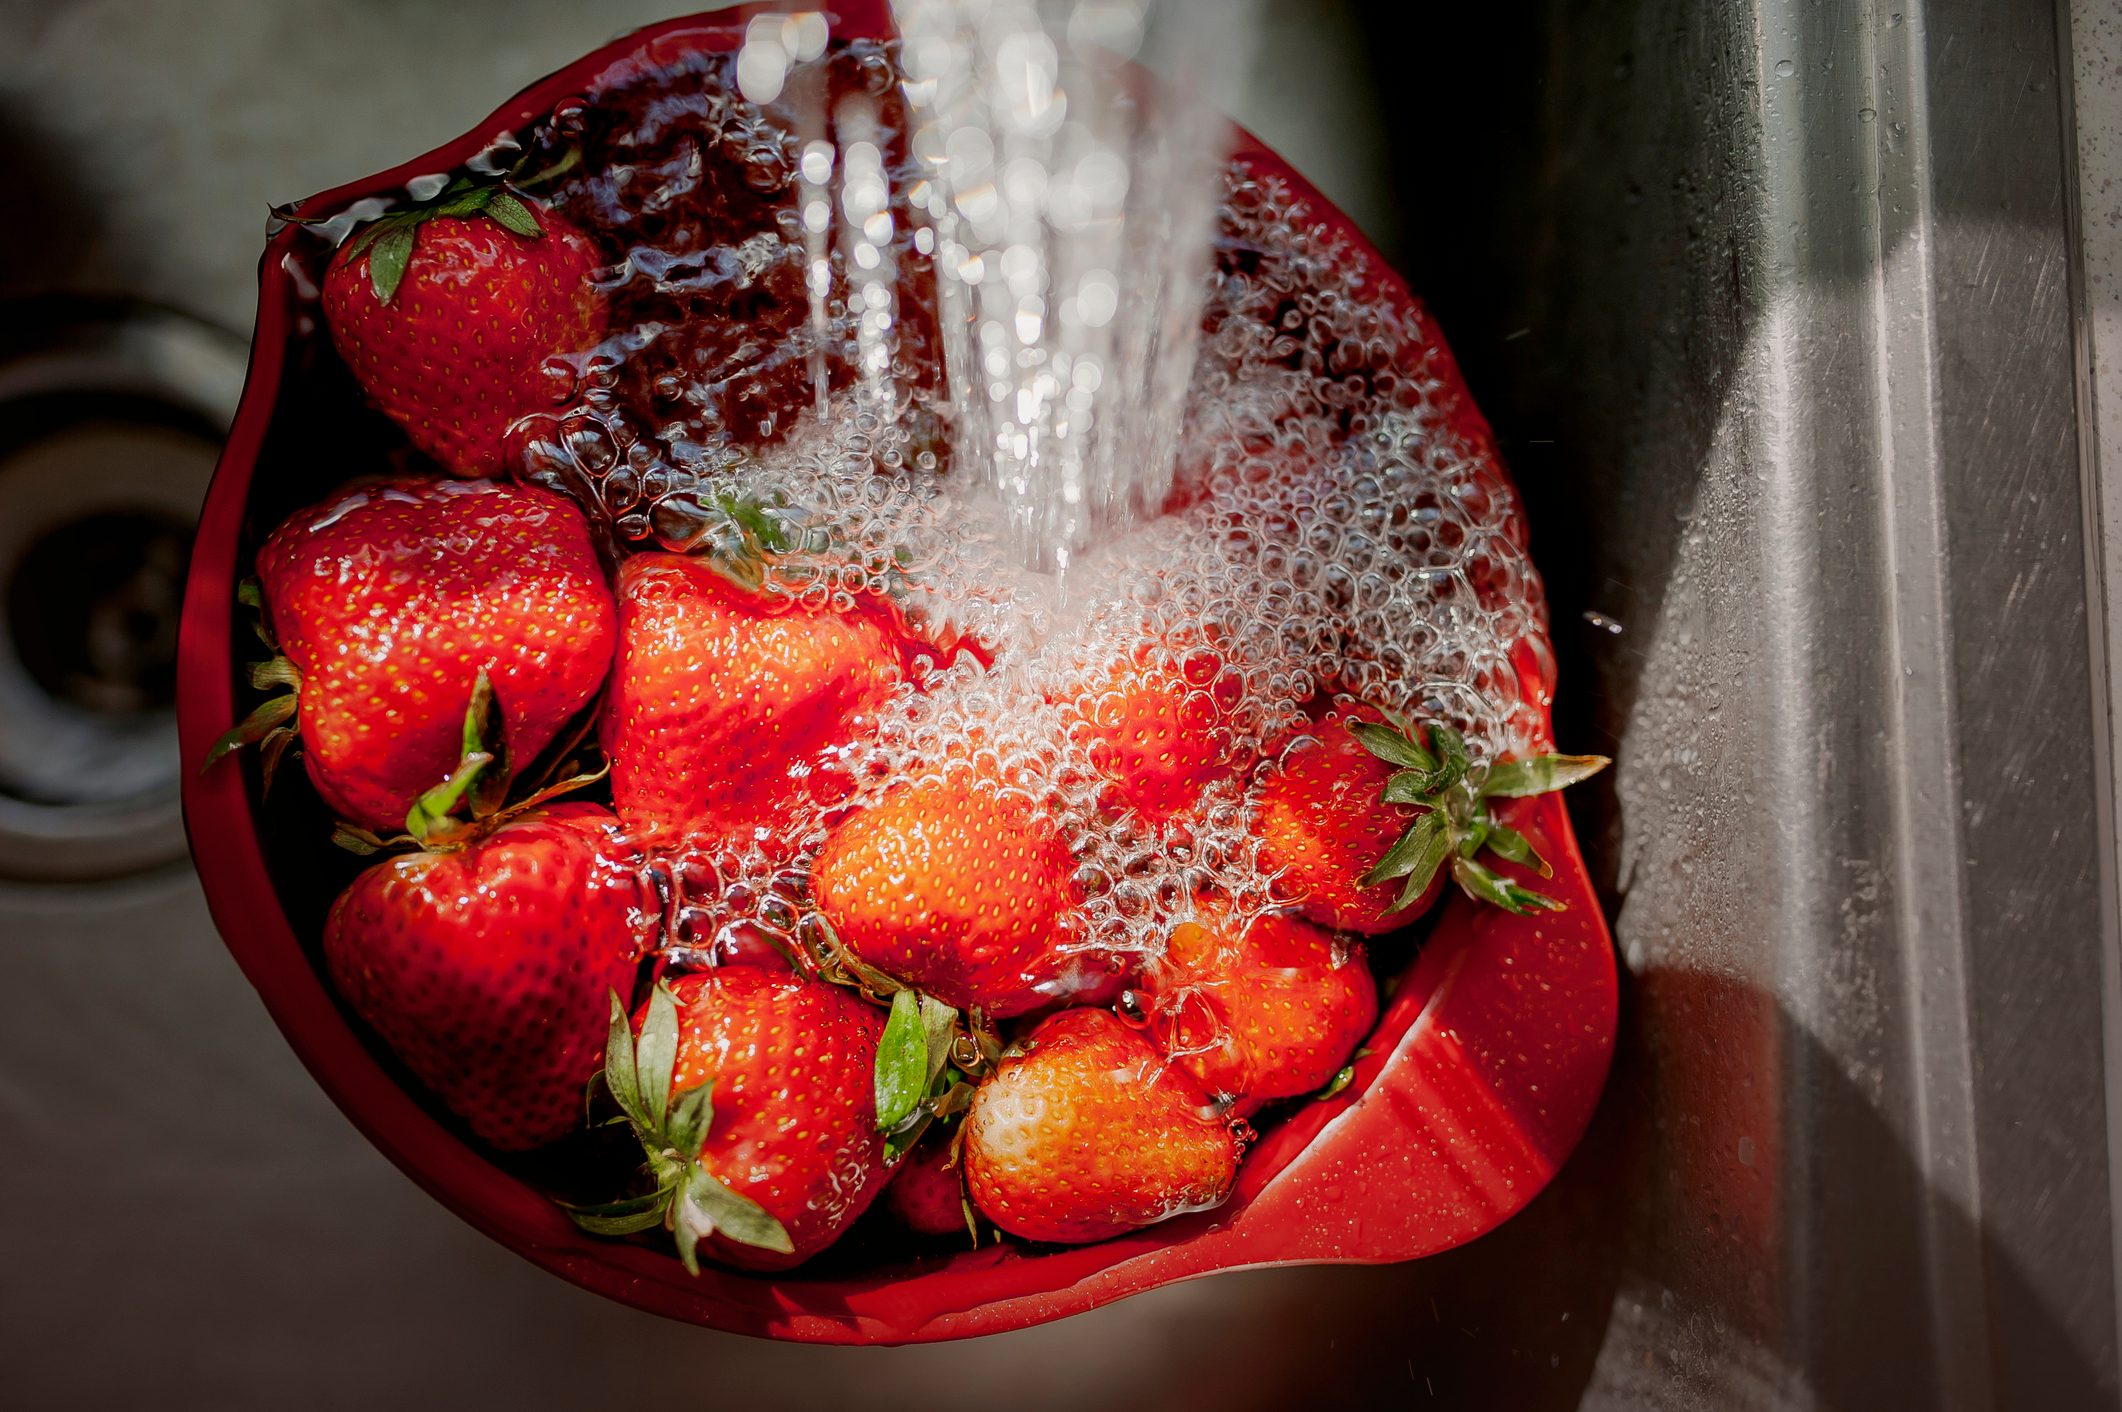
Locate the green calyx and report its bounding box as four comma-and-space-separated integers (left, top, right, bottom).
343, 175, 546, 305
695, 491, 802, 596
1348, 709, 1610, 918
202, 579, 302, 792
563, 983, 794, 1272
403, 667, 511, 843
872, 987, 988, 1163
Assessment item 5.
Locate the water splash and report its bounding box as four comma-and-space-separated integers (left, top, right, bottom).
735, 1, 1255, 579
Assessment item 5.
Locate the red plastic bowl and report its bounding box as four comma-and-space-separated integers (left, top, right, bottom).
176, 4, 1617, 1344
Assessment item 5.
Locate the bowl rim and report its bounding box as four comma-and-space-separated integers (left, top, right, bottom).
176, 1, 1618, 1344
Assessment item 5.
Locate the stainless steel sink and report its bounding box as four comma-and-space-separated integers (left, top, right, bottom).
2, 1, 2118, 1407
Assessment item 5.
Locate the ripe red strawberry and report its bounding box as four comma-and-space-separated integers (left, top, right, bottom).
1050, 636, 1244, 824
571, 969, 892, 1272
211, 477, 616, 835
1139, 903, 1376, 1117
1254, 704, 1435, 934
811, 773, 1083, 1017
884, 1132, 970, 1238
1254, 702, 1609, 931
321, 802, 653, 1151
324, 179, 604, 477
963, 1007, 1242, 1244
601, 551, 902, 846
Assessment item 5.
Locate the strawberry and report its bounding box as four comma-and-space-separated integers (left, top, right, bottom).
210, 478, 616, 835
963, 1007, 1242, 1244
1138, 903, 1376, 1117
1049, 636, 1244, 824
884, 1132, 972, 1238
324, 178, 605, 477
322, 802, 653, 1151
1253, 703, 1608, 932
568, 969, 892, 1272
811, 773, 1084, 1017
601, 550, 902, 846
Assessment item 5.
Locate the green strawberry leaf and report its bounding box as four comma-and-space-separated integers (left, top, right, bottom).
1347, 719, 1435, 770
201, 691, 297, 771
1480, 753, 1611, 799
562, 1186, 674, 1237
1392, 816, 1456, 911
670, 1183, 708, 1276
1483, 821, 1551, 878
259, 728, 298, 795
1380, 768, 1435, 805
460, 670, 511, 819
1450, 855, 1567, 916
665, 1080, 715, 1162
600, 989, 647, 1130
367, 222, 418, 304
485, 190, 544, 238
330, 824, 384, 856
875, 989, 930, 1132
1358, 808, 1443, 889
1317, 1064, 1357, 1100
930, 1074, 976, 1118
919, 994, 958, 1088
685, 1165, 794, 1257
345, 218, 393, 261
403, 670, 510, 840
248, 658, 300, 691
883, 1109, 934, 1165
635, 980, 681, 1136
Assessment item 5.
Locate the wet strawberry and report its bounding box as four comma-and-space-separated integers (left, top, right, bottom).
1253, 704, 1434, 934
1253, 703, 1607, 931
1050, 636, 1245, 824
322, 802, 652, 1151
569, 969, 892, 1272
601, 551, 901, 847
325, 179, 605, 476
884, 1133, 970, 1238
212, 478, 615, 836
811, 773, 1083, 1017
1139, 903, 1376, 1116
963, 1008, 1242, 1244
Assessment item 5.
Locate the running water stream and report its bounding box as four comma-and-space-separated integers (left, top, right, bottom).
734, 0, 1256, 579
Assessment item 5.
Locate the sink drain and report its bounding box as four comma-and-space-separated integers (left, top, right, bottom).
0, 301, 244, 880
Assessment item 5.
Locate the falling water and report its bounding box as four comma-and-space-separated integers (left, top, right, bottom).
733, 0, 1257, 579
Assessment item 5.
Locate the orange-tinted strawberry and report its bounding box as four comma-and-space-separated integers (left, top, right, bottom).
215, 478, 615, 835
1254, 702, 1609, 930
1253, 704, 1434, 934
963, 1008, 1242, 1244
811, 773, 1083, 1016
322, 802, 653, 1150
1139, 903, 1376, 1116
1050, 637, 1245, 824
601, 552, 902, 846
572, 969, 892, 1272
884, 1133, 970, 1238
324, 180, 604, 476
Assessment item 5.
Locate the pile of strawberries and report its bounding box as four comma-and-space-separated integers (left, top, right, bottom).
212, 159, 1602, 1272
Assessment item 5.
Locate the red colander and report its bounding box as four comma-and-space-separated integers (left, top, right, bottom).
176, 2, 1617, 1344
